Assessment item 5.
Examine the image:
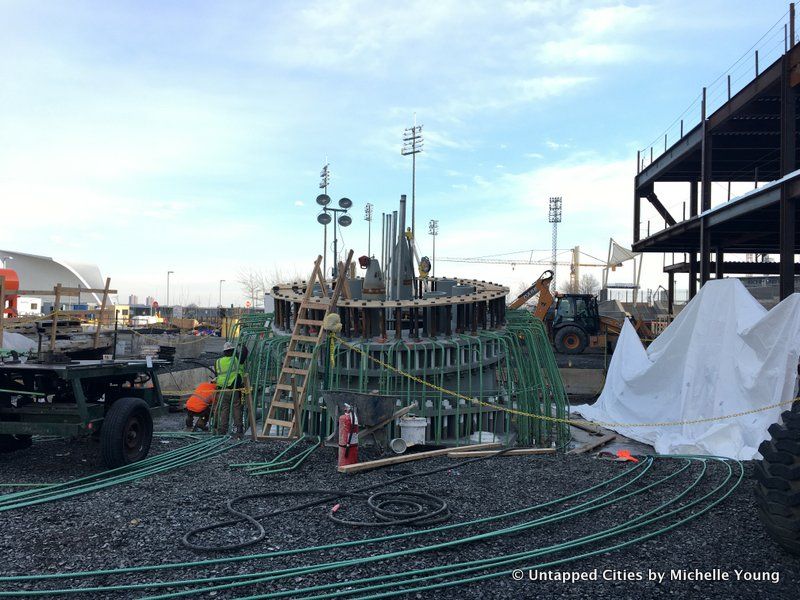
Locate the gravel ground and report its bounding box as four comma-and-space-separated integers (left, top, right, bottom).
0, 412, 798, 599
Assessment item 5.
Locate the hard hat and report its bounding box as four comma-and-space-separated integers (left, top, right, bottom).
222, 342, 234, 352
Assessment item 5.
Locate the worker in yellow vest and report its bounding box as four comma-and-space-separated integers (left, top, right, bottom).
214, 341, 248, 438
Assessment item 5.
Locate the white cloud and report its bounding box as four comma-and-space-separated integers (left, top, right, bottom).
294, 200, 305, 207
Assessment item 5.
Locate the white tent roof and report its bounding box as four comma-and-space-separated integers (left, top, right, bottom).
0, 249, 112, 304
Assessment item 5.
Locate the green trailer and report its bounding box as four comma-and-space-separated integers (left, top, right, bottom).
0, 359, 167, 468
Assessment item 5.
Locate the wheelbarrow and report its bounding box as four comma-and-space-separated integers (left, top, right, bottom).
323, 392, 413, 452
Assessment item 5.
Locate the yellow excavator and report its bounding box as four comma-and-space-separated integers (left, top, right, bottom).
511, 270, 652, 354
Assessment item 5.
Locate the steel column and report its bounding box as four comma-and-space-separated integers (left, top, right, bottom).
699, 218, 711, 285
780, 52, 798, 299
667, 271, 675, 316
715, 250, 724, 278
700, 89, 712, 212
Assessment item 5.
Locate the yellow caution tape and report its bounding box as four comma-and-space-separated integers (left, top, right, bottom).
329, 333, 798, 429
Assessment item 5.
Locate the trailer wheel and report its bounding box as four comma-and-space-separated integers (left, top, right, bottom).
554, 326, 588, 354
0, 434, 32, 453
101, 397, 153, 469
754, 402, 800, 555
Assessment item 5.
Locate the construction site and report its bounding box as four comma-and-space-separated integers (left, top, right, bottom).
1, 2, 800, 599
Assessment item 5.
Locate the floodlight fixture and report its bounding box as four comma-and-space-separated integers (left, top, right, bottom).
338, 215, 352, 227
338, 197, 353, 209
316, 193, 331, 206
317, 212, 332, 225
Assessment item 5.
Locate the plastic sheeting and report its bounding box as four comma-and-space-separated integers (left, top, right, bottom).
580, 278, 800, 459
1, 332, 36, 353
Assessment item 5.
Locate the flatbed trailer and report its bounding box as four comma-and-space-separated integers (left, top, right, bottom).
0, 359, 167, 467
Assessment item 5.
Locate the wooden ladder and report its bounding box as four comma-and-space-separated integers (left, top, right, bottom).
261, 251, 354, 438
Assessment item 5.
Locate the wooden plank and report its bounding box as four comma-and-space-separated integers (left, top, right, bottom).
244, 374, 258, 442
282, 367, 309, 375
287, 351, 314, 359
271, 400, 296, 409
92, 277, 111, 349
446, 448, 556, 458
567, 433, 616, 455
294, 335, 321, 343
265, 418, 295, 428
569, 419, 603, 435
357, 405, 414, 439
50, 284, 61, 352
17, 288, 117, 296
296, 319, 324, 326
337, 442, 502, 474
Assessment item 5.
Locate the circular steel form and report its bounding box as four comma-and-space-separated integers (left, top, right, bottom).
271, 276, 509, 340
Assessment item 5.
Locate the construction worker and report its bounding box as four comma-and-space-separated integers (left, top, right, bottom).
214, 341, 248, 437
185, 382, 217, 431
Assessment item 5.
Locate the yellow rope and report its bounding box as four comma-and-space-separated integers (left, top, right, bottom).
329, 333, 798, 429
161, 386, 250, 398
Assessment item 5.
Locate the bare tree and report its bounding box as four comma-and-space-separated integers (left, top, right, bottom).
579, 273, 600, 295
559, 273, 600, 296
558, 279, 580, 294
237, 270, 266, 307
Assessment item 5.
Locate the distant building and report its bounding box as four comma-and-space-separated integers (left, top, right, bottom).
128, 294, 138, 305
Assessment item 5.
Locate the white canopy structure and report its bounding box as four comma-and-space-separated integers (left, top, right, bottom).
0, 250, 111, 305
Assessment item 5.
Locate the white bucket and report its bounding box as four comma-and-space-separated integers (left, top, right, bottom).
399, 416, 427, 447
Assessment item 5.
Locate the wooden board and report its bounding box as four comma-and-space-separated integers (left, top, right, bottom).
337, 442, 502, 474
446, 448, 556, 458
567, 433, 616, 455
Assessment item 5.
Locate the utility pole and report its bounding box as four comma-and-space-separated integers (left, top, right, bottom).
548, 197, 562, 290
402, 116, 424, 239
166, 270, 174, 306
365, 203, 374, 256
219, 279, 225, 307
429, 219, 439, 277
320, 161, 330, 276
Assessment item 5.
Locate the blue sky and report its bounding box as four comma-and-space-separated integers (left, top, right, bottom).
0, 0, 791, 304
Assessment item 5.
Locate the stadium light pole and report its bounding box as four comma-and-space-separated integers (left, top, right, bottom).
402, 116, 424, 239
428, 219, 439, 278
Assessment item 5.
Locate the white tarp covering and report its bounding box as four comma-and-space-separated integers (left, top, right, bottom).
1, 332, 36, 353
580, 278, 800, 459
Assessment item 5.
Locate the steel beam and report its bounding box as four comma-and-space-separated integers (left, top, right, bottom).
645, 191, 677, 226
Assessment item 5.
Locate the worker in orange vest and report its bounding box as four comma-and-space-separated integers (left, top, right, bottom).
185, 382, 217, 431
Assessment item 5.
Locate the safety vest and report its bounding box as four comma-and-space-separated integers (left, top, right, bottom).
216, 355, 244, 389
186, 382, 217, 412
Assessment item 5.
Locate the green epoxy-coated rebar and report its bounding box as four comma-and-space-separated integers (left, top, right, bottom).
230, 435, 320, 475
0, 437, 241, 512
224, 308, 568, 446
0, 456, 742, 599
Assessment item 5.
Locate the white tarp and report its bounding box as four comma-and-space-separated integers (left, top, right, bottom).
1, 332, 36, 353
579, 278, 800, 459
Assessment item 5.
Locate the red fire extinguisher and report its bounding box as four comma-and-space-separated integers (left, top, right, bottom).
338, 404, 359, 467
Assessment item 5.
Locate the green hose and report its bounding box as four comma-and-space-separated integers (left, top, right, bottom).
0, 455, 743, 599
